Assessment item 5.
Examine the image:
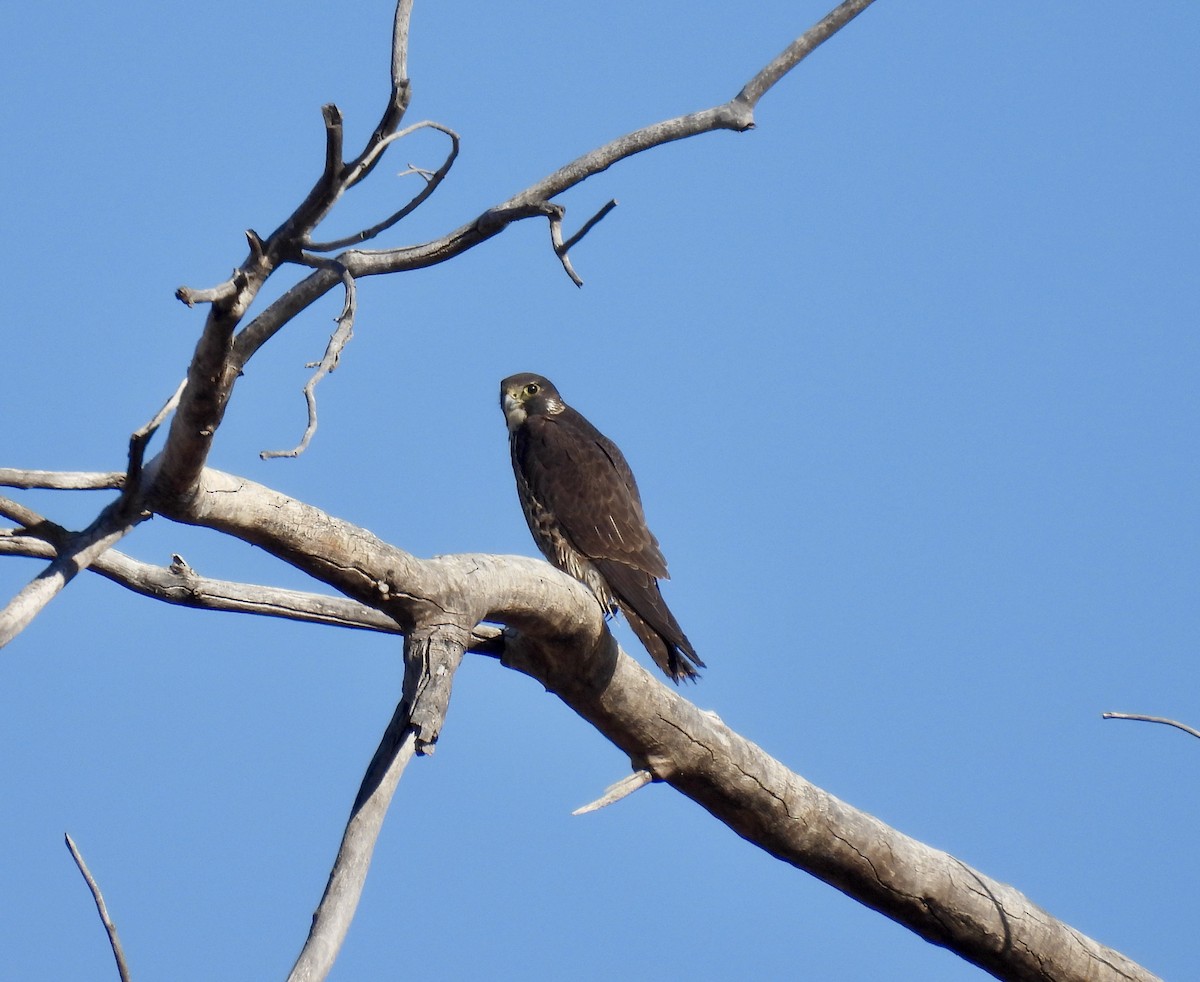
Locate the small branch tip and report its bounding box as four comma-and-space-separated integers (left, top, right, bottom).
573, 769, 654, 815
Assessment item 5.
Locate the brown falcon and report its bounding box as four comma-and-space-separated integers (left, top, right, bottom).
500, 373, 703, 682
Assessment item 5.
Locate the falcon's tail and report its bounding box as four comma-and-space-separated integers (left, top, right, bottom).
595, 559, 704, 683
621, 604, 704, 683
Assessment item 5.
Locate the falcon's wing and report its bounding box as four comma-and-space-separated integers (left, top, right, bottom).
512, 407, 669, 578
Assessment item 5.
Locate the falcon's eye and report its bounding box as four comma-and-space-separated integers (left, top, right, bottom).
523, 382, 540, 397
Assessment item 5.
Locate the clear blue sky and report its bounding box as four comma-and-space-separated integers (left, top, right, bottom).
2, 2, 1197, 979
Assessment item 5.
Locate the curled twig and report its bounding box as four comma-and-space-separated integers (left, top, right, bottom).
546, 205, 583, 287
261, 267, 357, 459
304, 122, 462, 253
549, 198, 620, 288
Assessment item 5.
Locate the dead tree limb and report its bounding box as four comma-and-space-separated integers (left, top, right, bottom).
65, 833, 133, 982
153, 467, 1154, 982
1102, 712, 1200, 741
287, 626, 469, 982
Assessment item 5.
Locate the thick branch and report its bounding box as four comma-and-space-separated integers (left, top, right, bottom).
157, 254, 267, 502
498, 637, 1158, 982
145, 465, 1152, 979
151, 467, 607, 648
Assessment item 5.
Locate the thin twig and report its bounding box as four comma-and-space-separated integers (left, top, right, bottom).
561, 198, 618, 253
1102, 712, 1200, 741
0, 499, 147, 649
127, 378, 187, 484
229, 0, 874, 367
343, 0, 415, 193
64, 833, 133, 982
261, 268, 356, 459
304, 123, 461, 252
546, 198, 620, 288
736, 0, 877, 109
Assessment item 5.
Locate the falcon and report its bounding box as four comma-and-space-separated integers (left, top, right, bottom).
500, 373, 704, 682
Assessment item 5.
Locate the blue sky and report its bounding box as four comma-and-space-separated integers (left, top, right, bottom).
2, 2, 1197, 979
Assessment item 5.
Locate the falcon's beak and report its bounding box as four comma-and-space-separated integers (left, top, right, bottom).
502, 389, 526, 430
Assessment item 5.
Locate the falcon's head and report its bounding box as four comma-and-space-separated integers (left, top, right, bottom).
501, 373, 565, 431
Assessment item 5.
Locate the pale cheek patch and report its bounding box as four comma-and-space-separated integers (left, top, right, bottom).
503, 395, 527, 430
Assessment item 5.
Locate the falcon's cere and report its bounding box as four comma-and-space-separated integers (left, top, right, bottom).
500, 373, 703, 682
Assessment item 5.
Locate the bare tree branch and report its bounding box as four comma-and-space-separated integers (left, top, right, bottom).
546, 204, 583, 287
561, 198, 619, 254
127, 378, 187, 484
140, 464, 1157, 979
0, 469, 125, 491
0, 500, 147, 649
261, 267, 357, 460
499, 636, 1160, 982
350, 0, 414, 189
7, 3, 1157, 979
0, 531, 393, 632
572, 768, 653, 815
0, 529, 506, 656
0, 496, 43, 527
64, 833, 133, 982
303, 122, 461, 253
225, 0, 873, 374
287, 625, 468, 982
1102, 712, 1200, 741
735, 0, 877, 109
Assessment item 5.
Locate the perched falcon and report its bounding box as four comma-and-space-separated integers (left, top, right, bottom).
500, 373, 703, 683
